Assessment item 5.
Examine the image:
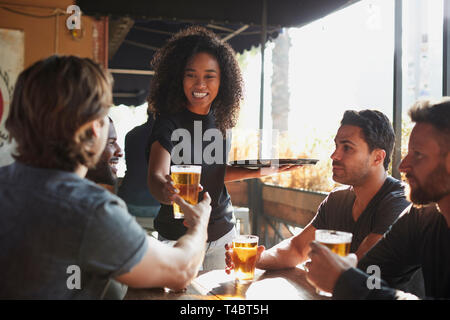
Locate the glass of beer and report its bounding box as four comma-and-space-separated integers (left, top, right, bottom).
231, 235, 259, 282
170, 165, 202, 219
314, 229, 353, 297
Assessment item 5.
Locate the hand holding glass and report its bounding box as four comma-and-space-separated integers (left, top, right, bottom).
231, 235, 259, 282
314, 229, 352, 297
170, 165, 201, 219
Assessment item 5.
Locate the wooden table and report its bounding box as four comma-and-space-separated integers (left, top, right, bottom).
125, 266, 330, 300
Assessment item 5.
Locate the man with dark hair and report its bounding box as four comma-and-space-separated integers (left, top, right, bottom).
0, 55, 211, 299
84, 117, 130, 299
86, 117, 123, 191
340, 110, 395, 171
226, 109, 410, 272
306, 98, 450, 299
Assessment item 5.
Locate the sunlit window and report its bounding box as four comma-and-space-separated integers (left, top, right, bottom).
401, 0, 444, 158
109, 103, 148, 178
234, 0, 395, 192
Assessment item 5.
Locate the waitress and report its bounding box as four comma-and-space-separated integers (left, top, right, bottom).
147, 26, 297, 270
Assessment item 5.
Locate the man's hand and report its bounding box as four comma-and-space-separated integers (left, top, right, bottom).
173, 192, 211, 229
305, 241, 357, 294
224, 242, 265, 274
163, 175, 203, 205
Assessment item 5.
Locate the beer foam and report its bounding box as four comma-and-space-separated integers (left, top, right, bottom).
234, 235, 258, 244
170, 165, 202, 173
316, 236, 351, 244
315, 230, 352, 244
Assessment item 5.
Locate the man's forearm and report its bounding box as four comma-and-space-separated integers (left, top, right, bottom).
257, 239, 306, 270
173, 222, 209, 274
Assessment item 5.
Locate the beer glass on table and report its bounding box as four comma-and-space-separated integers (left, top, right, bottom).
231, 235, 259, 282
170, 165, 202, 219
314, 229, 353, 297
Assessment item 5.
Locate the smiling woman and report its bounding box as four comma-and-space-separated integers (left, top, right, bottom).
148, 25, 243, 135
183, 52, 221, 115
146, 26, 244, 272
146, 26, 298, 271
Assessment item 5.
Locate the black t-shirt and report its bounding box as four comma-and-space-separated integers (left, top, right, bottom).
334, 204, 450, 299
118, 119, 160, 207
148, 108, 233, 241
311, 176, 410, 252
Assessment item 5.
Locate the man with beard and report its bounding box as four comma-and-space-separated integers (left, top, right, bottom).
226, 110, 411, 272
85, 118, 126, 298
86, 117, 123, 192
305, 98, 450, 299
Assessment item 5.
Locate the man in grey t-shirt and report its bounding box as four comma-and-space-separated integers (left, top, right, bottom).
226, 109, 410, 272
0, 56, 211, 299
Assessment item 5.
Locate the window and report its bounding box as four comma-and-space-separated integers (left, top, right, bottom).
234, 0, 396, 192
109, 103, 148, 178
401, 0, 444, 158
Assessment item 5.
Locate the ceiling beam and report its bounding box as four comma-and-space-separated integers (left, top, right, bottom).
222, 25, 250, 42
109, 68, 155, 75
123, 39, 159, 51
108, 17, 135, 60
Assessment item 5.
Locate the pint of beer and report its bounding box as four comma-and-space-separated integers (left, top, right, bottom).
231, 235, 259, 282
315, 230, 352, 256
314, 230, 352, 297
170, 165, 202, 219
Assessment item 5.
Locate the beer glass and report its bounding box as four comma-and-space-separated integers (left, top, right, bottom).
170, 165, 202, 219
314, 229, 353, 297
231, 235, 259, 282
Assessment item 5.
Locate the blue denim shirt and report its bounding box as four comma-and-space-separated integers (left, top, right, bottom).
0, 162, 148, 299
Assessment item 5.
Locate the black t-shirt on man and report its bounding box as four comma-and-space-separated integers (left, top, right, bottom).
311, 176, 410, 252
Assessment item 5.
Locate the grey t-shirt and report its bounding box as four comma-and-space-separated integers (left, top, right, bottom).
0, 162, 148, 299
311, 176, 410, 252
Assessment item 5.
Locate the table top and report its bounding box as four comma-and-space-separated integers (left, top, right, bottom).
125, 266, 330, 300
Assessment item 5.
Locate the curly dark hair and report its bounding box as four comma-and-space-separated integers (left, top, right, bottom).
340, 109, 395, 170
147, 26, 243, 134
